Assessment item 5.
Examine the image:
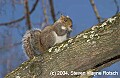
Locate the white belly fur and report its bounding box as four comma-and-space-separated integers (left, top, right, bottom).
52, 31, 67, 45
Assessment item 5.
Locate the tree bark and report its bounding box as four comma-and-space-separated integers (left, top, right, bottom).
5, 13, 120, 78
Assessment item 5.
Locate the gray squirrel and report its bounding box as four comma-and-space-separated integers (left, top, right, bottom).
22, 15, 72, 59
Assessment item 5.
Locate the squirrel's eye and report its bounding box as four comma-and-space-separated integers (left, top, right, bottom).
64, 19, 67, 22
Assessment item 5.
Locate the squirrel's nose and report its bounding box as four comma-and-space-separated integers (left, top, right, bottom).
68, 27, 72, 32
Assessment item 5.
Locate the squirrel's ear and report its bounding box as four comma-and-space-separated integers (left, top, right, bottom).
60, 14, 65, 18
66, 15, 69, 18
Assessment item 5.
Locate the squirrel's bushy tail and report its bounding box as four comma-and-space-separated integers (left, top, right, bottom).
22, 29, 42, 58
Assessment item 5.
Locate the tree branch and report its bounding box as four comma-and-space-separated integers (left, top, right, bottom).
24, 0, 32, 30
0, 0, 39, 26
42, 0, 49, 24
49, 0, 56, 22
114, 0, 119, 14
5, 13, 120, 78
90, 0, 101, 23
0, 42, 21, 50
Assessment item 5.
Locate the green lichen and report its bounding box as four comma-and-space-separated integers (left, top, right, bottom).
79, 16, 117, 44
48, 38, 74, 53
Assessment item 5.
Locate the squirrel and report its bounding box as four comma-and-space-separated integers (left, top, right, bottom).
22, 15, 73, 59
